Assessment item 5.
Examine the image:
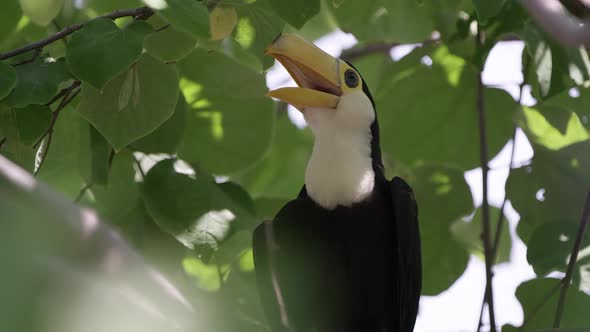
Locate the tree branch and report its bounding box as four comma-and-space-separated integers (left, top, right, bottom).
520, 0, 590, 47
553, 189, 590, 328
340, 37, 439, 62
33, 80, 81, 176
0, 7, 153, 61
476, 24, 497, 332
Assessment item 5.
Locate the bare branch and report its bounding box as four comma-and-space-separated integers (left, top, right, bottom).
0, 7, 153, 61
553, 189, 590, 327
340, 37, 439, 62
476, 24, 497, 332
520, 0, 590, 47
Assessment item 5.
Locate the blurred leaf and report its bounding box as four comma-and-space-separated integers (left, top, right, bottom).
78, 123, 111, 185
3, 58, 71, 108
213, 230, 252, 265
76, 54, 179, 151
254, 197, 289, 220
142, 159, 258, 253
522, 23, 590, 100
144, 16, 197, 62
0, 1, 21, 42
270, 0, 319, 29
526, 222, 583, 276
451, 207, 512, 264
178, 48, 274, 174
507, 141, 590, 243
91, 150, 139, 219
409, 164, 473, 295
210, 6, 238, 41
130, 92, 187, 154
502, 278, 590, 331
19, 0, 63, 26
331, 0, 434, 43
376, 46, 515, 169
235, 0, 285, 69
234, 115, 311, 198
0, 61, 17, 100
183, 256, 222, 291
473, 0, 506, 21
143, 0, 210, 38
67, 19, 153, 89
84, 0, 142, 14
517, 105, 589, 151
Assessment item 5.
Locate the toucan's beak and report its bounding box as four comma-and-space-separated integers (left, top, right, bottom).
265, 33, 342, 111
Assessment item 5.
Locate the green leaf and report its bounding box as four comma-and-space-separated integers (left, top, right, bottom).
451, 207, 512, 264
3, 59, 71, 108
130, 92, 187, 154
376, 46, 515, 169
234, 115, 312, 199
410, 164, 473, 295
78, 123, 112, 185
472, 0, 506, 21
142, 159, 258, 253
506, 141, 590, 243
270, 0, 319, 29
522, 23, 590, 100
85, 0, 142, 14
503, 278, 590, 331
144, 18, 197, 62
0, 1, 21, 43
91, 151, 139, 219
0, 61, 17, 101
36, 106, 86, 197
526, 222, 584, 276
76, 54, 179, 151
331, 0, 434, 43
143, 0, 210, 38
235, 0, 285, 70
66, 19, 153, 89
0, 104, 52, 170
19, 0, 63, 26
517, 106, 589, 150
178, 48, 274, 174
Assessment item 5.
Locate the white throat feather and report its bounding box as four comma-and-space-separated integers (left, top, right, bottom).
303, 91, 376, 210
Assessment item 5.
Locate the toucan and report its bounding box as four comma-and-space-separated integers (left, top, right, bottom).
252, 34, 422, 332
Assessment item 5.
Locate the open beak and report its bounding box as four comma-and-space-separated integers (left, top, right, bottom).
265, 33, 342, 111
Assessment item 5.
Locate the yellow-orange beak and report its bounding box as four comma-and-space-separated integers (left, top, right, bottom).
265, 33, 342, 111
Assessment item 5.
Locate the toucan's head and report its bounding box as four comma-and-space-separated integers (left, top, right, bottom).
265, 33, 382, 169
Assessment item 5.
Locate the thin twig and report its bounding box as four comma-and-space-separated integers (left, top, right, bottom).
0, 136, 6, 151
12, 48, 42, 66
33, 81, 81, 149
475, 24, 497, 332
74, 182, 94, 203
0, 7, 153, 60
477, 58, 529, 330
553, 190, 590, 328
155, 24, 171, 33
519, 281, 562, 331
133, 154, 145, 179
33, 82, 81, 176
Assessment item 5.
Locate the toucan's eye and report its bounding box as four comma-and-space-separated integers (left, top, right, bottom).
344, 69, 359, 88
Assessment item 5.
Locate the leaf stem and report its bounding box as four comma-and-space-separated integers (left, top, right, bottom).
0, 7, 153, 61
553, 189, 590, 328
475, 23, 497, 332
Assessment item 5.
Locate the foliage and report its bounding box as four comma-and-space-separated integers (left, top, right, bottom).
1, 0, 590, 331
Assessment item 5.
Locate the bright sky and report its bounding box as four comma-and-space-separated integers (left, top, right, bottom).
266, 32, 538, 332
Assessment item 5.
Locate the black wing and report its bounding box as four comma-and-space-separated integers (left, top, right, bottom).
390, 176, 422, 332
252, 199, 351, 332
